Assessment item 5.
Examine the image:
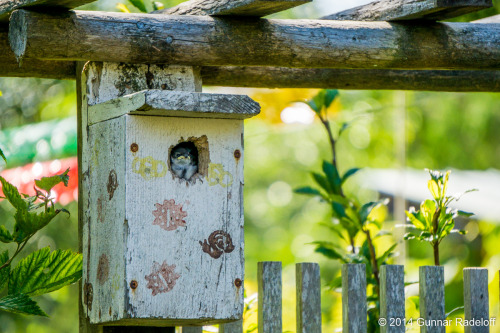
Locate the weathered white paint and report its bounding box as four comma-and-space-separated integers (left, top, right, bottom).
81, 62, 257, 326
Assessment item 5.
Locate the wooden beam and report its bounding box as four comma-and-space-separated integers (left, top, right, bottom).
322, 0, 492, 21
154, 0, 311, 17
0, 0, 94, 23
201, 66, 500, 91
474, 14, 500, 23
9, 10, 500, 71
0, 29, 75, 79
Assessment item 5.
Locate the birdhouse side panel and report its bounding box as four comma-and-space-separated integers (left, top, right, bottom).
123, 115, 244, 323
86, 117, 127, 323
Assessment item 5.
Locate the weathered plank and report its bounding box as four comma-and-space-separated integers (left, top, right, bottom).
87, 90, 261, 125
180, 327, 203, 333
380, 265, 405, 333
474, 14, 500, 23
9, 10, 500, 70
154, 0, 311, 17
0, 29, 75, 79
220, 320, 243, 333
322, 0, 492, 21
463, 268, 489, 333
0, 0, 94, 23
296, 263, 321, 333
258, 262, 282, 333
201, 67, 500, 91
342, 264, 367, 333
419, 266, 445, 333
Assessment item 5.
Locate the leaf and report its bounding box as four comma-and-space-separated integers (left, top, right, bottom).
322, 161, 341, 194
374, 230, 391, 239
129, 0, 148, 12
445, 306, 464, 318
0, 294, 47, 316
0, 176, 26, 211
405, 209, 426, 230
457, 210, 474, 218
312, 172, 332, 194
428, 179, 440, 200
0, 250, 10, 292
9, 248, 82, 297
13, 207, 60, 242
323, 89, 339, 109
359, 201, 380, 224
338, 122, 349, 137
34, 168, 70, 193
152, 1, 164, 10
0, 147, 6, 164
408, 296, 420, 310
116, 3, 131, 12
313, 242, 347, 262
420, 199, 437, 229
403, 232, 416, 240
294, 186, 323, 197
341, 168, 360, 184
377, 243, 398, 265
0, 225, 14, 243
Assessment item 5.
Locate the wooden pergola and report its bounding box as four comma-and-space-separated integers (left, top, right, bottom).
1, 1, 499, 333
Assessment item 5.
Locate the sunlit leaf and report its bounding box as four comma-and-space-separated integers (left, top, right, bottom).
457, 210, 474, 217
116, 3, 131, 12
377, 243, 398, 265
445, 306, 464, 318
152, 1, 164, 10
323, 89, 339, 109
129, 0, 148, 12
0, 225, 13, 243
9, 248, 82, 297
13, 207, 59, 242
0, 294, 47, 316
313, 243, 347, 263
405, 210, 425, 230
420, 199, 437, 228
34, 168, 70, 193
0, 148, 6, 164
403, 232, 416, 240
0, 177, 26, 211
428, 179, 440, 200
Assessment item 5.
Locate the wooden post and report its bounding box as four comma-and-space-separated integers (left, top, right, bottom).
258, 262, 282, 333
419, 266, 445, 333
296, 263, 321, 333
220, 320, 243, 333
463, 268, 490, 333
342, 264, 367, 333
380, 265, 405, 333
180, 328, 202, 333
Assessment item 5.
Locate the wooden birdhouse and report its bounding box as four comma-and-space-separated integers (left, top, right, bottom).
81, 80, 260, 325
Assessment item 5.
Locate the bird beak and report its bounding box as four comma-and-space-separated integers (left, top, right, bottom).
177, 156, 186, 160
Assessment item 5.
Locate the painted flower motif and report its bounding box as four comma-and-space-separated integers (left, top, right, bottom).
145, 261, 181, 296
152, 199, 187, 231
199, 230, 235, 259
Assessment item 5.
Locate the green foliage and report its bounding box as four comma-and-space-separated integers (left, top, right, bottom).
404, 169, 475, 265
0, 168, 82, 316
0, 147, 6, 164
117, 0, 164, 13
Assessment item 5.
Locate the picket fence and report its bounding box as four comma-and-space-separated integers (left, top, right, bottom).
179, 262, 492, 333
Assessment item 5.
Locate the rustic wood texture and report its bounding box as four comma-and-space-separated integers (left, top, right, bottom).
88, 90, 261, 124
201, 67, 500, 91
0, 29, 75, 79
154, 0, 311, 17
380, 265, 405, 333
322, 0, 492, 21
474, 14, 500, 23
81, 63, 251, 326
84, 62, 201, 106
219, 320, 243, 333
419, 266, 445, 333
296, 263, 321, 333
9, 10, 500, 70
180, 327, 202, 333
342, 264, 367, 333
258, 262, 282, 333
463, 268, 489, 333
0, 0, 93, 23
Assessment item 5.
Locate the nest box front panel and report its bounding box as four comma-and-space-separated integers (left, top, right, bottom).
124, 115, 244, 322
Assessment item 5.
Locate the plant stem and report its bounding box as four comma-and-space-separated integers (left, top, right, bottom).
431, 207, 441, 266
365, 229, 380, 290
0, 239, 30, 271
433, 242, 440, 266
320, 117, 344, 197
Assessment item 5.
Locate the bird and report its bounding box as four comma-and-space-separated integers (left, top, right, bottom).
170, 143, 198, 181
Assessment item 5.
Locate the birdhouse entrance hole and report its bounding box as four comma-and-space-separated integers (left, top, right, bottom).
168, 135, 210, 182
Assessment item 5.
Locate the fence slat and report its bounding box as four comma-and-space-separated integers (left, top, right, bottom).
180, 328, 203, 333
464, 268, 490, 333
220, 320, 243, 333
296, 263, 321, 333
380, 265, 405, 333
419, 266, 445, 333
342, 264, 367, 333
258, 262, 282, 333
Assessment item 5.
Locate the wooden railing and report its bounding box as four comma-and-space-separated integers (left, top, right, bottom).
181, 262, 493, 333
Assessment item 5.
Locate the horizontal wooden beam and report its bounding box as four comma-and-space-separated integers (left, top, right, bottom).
201, 66, 500, 91
0, 0, 94, 23
322, 0, 492, 21
154, 0, 311, 17
9, 10, 500, 71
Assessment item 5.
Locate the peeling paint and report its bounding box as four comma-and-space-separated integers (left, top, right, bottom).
97, 254, 110, 285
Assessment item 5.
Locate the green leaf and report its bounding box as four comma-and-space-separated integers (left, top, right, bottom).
13, 207, 59, 242
0, 294, 47, 316
323, 89, 339, 109
129, 0, 148, 12
403, 232, 416, 240
341, 168, 360, 184
0, 225, 14, 243
338, 122, 349, 137
377, 243, 398, 265
445, 306, 464, 318
374, 230, 391, 239
0, 250, 10, 292
312, 172, 332, 194
322, 161, 341, 194
313, 242, 347, 262
34, 168, 70, 193
359, 201, 379, 224
428, 179, 440, 200
405, 209, 426, 230
408, 296, 420, 310
0, 147, 6, 164
294, 186, 324, 197
421, 200, 437, 229
457, 210, 474, 217
9, 248, 82, 297
331, 202, 347, 219
0, 176, 26, 211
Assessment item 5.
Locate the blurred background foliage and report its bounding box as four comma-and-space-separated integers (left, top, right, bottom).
0, 0, 500, 332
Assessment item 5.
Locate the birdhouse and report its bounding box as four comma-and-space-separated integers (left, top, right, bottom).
82, 89, 260, 325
